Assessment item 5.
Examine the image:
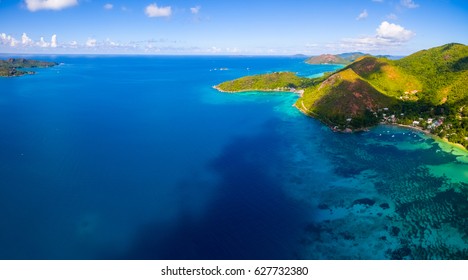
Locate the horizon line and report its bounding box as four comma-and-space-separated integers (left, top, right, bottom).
0, 52, 409, 57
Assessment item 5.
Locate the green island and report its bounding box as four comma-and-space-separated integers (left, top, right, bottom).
0, 58, 58, 77
214, 71, 312, 94
306, 52, 368, 65
215, 43, 468, 149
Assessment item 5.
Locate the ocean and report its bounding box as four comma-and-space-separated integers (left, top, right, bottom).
0, 56, 466, 259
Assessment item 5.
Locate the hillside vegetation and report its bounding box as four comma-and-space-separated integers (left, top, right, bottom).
0, 58, 57, 77
396, 43, 468, 105
215, 43, 468, 148
215, 72, 311, 92
297, 67, 397, 129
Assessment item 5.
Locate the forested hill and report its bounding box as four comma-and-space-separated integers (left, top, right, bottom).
396, 43, 468, 105
297, 43, 467, 146
215, 43, 468, 148
305, 52, 367, 65
0, 58, 57, 77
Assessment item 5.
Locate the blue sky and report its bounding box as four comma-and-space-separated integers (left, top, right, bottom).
1, 0, 467, 55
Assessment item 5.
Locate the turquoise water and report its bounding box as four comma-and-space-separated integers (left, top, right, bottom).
0, 56, 466, 259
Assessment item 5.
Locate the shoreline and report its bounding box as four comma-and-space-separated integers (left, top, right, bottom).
392, 123, 432, 136
213, 85, 303, 95
392, 123, 467, 152
294, 101, 372, 133
0, 71, 34, 78
214, 86, 467, 152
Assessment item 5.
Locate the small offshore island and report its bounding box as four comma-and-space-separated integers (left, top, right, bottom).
0, 58, 57, 77
305, 52, 368, 65
215, 43, 468, 149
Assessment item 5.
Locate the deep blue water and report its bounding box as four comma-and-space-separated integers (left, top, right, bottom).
0, 56, 466, 259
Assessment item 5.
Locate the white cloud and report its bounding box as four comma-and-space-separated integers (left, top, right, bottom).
386, 13, 398, 20
25, 0, 78, 12
0, 33, 8, 42
339, 21, 414, 52
1, 32, 59, 48
21, 33, 33, 45
341, 37, 397, 50
86, 38, 97, 47
0, 33, 10, 45
226, 47, 240, 53
372, 0, 384, 2
37, 37, 50, 47
208, 46, 221, 53
10, 38, 19, 47
401, 0, 419, 8
105, 38, 119, 47
51, 34, 57, 48
1, 33, 19, 47
356, 9, 368, 20
306, 43, 319, 48
145, 3, 172, 18
190, 6, 201, 14
376, 21, 414, 41
104, 3, 113, 10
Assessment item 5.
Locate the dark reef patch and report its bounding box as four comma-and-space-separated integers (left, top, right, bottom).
379, 203, 390, 209
352, 198, 376, 207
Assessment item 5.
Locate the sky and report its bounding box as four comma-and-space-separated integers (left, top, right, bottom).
0, 0, 467, 55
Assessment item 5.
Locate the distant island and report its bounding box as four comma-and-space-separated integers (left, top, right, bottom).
0, 58, 58, 77
305, 52, 368, 65
214, 72, 310, 94
215, 43, 468, 149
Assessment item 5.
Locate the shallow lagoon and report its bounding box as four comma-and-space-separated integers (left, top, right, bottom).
0, 56, 466, 259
